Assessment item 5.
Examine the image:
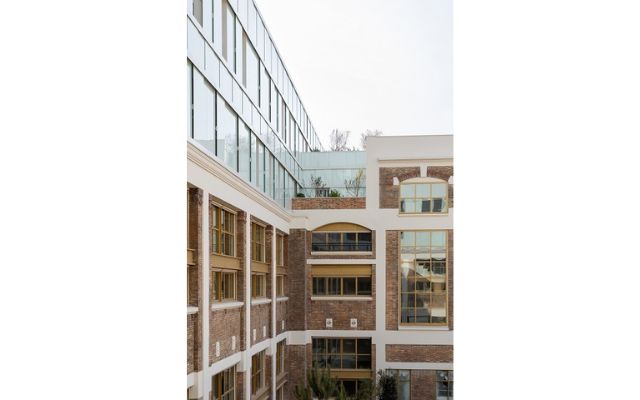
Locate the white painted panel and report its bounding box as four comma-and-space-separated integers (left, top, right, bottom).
204, 45, 220, 88
187, 20, 205, 68
219, 67, 232, 99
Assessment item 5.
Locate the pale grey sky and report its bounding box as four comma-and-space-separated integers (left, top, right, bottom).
254, 0, 452, 149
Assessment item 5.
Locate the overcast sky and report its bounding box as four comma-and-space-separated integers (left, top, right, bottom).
254, 0, 452, 149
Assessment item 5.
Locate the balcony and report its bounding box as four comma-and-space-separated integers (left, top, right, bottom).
311, 243, 372, 252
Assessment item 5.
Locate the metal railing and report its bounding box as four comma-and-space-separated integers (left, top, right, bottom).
295, 186, 366, 199
311, 243, 372, 252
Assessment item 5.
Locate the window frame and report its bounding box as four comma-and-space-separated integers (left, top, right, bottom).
211, 365, 235, 400
398, 230, 449, 327
251, 273, 266, 298
311, 338, 372, 370
212, 270, 237, 302
251, 350, 265, 394
251, 222, 266, 262
436, 370, 453, 400
312, 276, 372, 297
276, 340, 285, 376
210, 203, 236, 257
276, 274, 285, 297
311, 231, 372, 252
399, 179, 449, 214
276, 233, 285, 267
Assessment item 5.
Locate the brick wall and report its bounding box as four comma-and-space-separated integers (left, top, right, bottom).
306, 266, 376, 331
379, 167, 420, 208
276, 300, 288, 335
385, 231, 399, 330
209, 308, 242, 363
386, 344, 453, 363
411, 370, 437, 400
292, 197, 365, 210
287, 230, 308, 331
187, 186, 202, 373
448, 230, 454, 330
250, 303, 271, 346
286, 344, 308, 400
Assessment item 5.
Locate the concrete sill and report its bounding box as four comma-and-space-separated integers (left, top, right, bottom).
251, 298, 272, 306
276, 296, 289, 303
310, 251, 372, 256
311, 296, 373, 301
211, 301, 244, 311
187, 306, 199, 315
398, 326, 450, 331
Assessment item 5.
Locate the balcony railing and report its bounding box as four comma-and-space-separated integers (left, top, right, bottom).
311, 243, 372, 252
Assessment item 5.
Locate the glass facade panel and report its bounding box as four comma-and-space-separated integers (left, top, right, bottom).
221, 0, 236, 72
238, 122, 250, 180
217, 98, 238, 171
193, 68, 216, 154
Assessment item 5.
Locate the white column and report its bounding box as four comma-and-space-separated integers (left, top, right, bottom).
375, 227, 386, 374
243, 213, 252, 400
271, 226, 277, 399
201, 191, 210, 400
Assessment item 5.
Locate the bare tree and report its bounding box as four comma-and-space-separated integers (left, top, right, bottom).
329, 129, 351, 151
360, 129, 383, 150
344, 168, 365, 197
310, 175, 328, 197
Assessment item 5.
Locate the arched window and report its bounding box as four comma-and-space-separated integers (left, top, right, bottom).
400, 177, 448, 214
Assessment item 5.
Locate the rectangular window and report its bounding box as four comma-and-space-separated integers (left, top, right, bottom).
221, 0, 236, 72
312, 338, 371, 370
251, 273, 266, 298
193, 68, 216, 154
312, 276, 372, 297
212, 270, 237, 302
400, 182, 448, 214
216, 98, 238, 171
276, 386, 284, 400
400, 231, 448, 325
388, 370, 411, 400
243, 33, 260, 103
276, 234, 284, 266
251, 223, 266, 262
192, 0, 203, 26
238, 123, 250, 180
276, 340, 285, 376
436, 371, 453, 400
211, 365, 235, 400
276, 275, 284, 297
311, 232, 372, 252
210, 205, 236, 256
251, 350, 265, 394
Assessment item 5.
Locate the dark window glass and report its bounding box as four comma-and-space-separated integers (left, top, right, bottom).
327, 278, 340, 295
312, 277, 325, 295
356, 355, 371, 369
342, 339, 356, 353
357, 232, 372, 251
432, 198, 443, 212
342, 355, 356, 369
343, 278, 356, 295
357, 339, 371, 354
357, 277, 372, 295
311, 232, 326, 251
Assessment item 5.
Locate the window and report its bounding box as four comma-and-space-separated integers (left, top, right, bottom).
312, 338, 371, 370
436, 371, 453, 400
337, 380, 372, 398
312, 276, 371, 297
276, 275, 285, 297
210, 205, 235, 257
400, 231, 448, 325
192, 0, 203, 26
216, 99, 238, 171
251, 223, 266, 262
251, 351, 265, 394
242, 33, 259, 103
276, 234, 284, 266
388, 370, 411, 400
400, 180, 448, 214
193, 68, 216, 154
275, 386, 284, 400
311, 232, 372, 252
238, 123, 250, 180
276, 340, 285, 376
211, 365, 235, 400
212, 271, 236, 302
251, 273, 266, 298
221, 0, 236, 72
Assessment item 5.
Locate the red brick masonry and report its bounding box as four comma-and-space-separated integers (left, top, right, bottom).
292, 197, 365, 210
386, 344, 453, 363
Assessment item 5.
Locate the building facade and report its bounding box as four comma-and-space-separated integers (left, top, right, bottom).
187, 1, 453, 399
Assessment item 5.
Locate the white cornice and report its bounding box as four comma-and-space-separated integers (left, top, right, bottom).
187, 141, 292, 223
